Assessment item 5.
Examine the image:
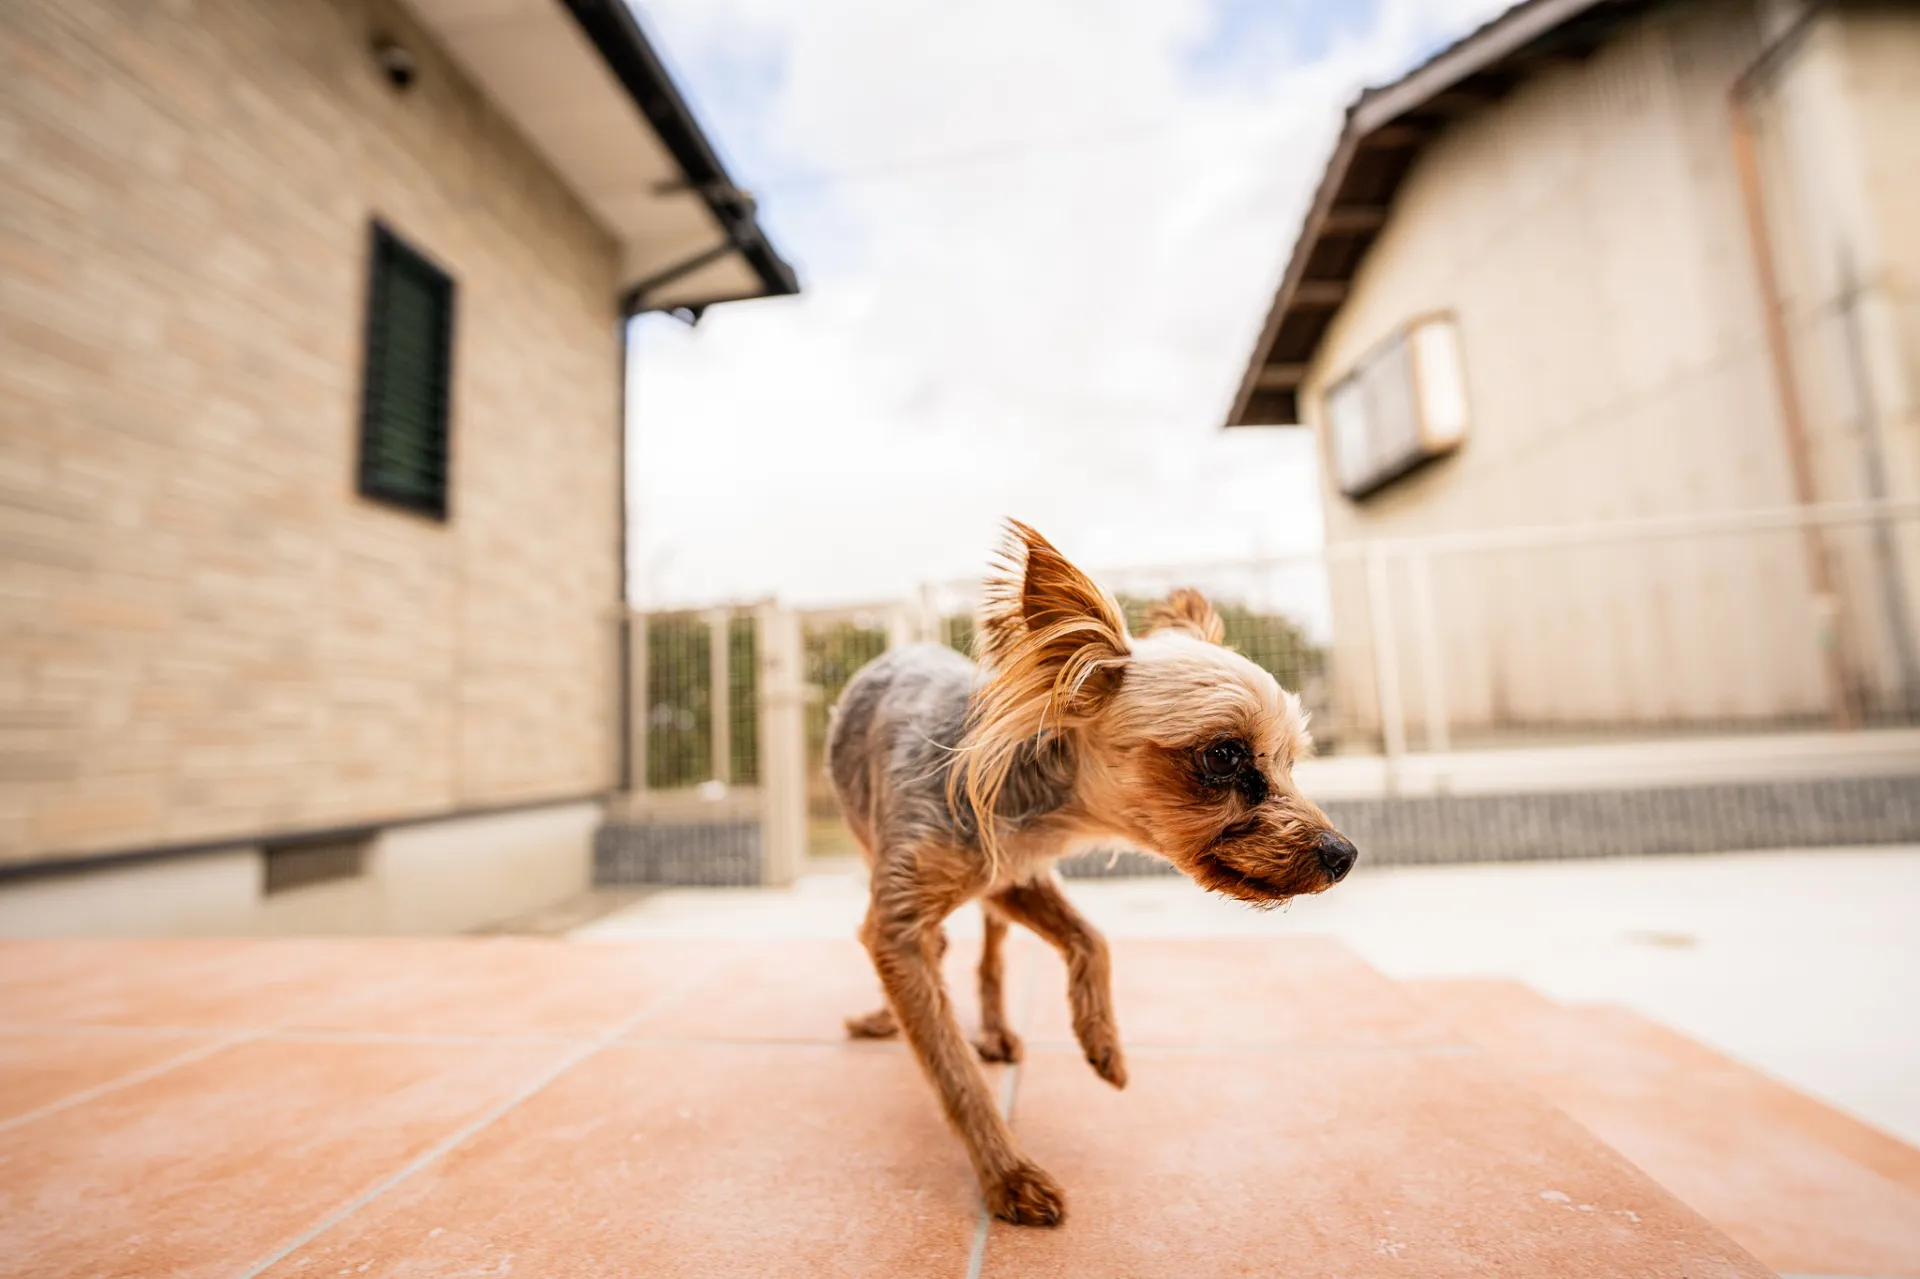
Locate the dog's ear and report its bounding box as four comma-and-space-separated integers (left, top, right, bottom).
978, 519, 1130, 712
1145, 587, 1225, 645
963, 521, 1131, 870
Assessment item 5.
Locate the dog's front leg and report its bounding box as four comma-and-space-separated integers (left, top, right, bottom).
992, 876, 1127, 1089
861, 891, 1065, 1226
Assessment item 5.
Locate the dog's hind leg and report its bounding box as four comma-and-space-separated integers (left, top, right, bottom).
847, 927, 949, 1040
971, 901, 1022, 1062
844, 1005, 898, 1038
991, 876, 1126, 1089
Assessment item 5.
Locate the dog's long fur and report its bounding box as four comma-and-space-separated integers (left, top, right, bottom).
827, 521, 1358, 1226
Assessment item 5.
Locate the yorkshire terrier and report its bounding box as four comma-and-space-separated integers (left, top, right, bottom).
827, 520, 1358, 1226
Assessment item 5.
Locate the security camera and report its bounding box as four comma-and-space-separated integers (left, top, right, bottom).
373, 39, 415, 91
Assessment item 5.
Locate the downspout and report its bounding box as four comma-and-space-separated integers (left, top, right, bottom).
611, 242, 737, 796
1727, 0, 1856, 728
1837, 251, 1920, 713
612, 243, 727, 796
615, 314, 635, 793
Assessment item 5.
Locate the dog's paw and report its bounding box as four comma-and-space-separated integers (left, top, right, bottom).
1082, 1039, 1128, 1089
986, 1161, 1067, 1227
844, 1007, 899, 1039
972, 1025, 1024, 1063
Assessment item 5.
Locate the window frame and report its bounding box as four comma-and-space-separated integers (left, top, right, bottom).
1321, 310, 1470, 501
356, 219, 457, 521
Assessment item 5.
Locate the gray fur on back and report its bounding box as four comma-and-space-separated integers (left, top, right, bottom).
826, 644, 1075, 857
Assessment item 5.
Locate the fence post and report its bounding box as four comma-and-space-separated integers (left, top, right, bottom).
1365, 545, 1407, 792
755, 603, 807, 886
706, 608, 731, 786
626, 610, 648, 795
1408, 548, 1450, 754
917, 583, 941, 647
885, 603, 918, 650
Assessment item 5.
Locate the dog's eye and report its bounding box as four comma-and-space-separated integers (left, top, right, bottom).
1199, 738, 1250, 780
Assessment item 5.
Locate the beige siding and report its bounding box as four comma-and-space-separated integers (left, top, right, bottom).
1298, 0, 1883, 741
0, 0, 622, 865
1757, 2, 1920, 711
1843, 6, 1920, 481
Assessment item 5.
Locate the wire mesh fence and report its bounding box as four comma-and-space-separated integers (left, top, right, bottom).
616, 502, 1920, 878
1330, 502, 1920, 754
800, 610, 892, 856
726, 614, 760, 786
637, 609, 761, 791
641, 613, 711, 791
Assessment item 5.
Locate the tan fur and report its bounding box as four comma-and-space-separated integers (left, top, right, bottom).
954, 520, 1131, 873
830, 520, 1358, 1227
1144, 586, 1224, 644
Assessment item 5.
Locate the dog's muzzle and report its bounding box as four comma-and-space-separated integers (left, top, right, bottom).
1315, 830, 1358, 883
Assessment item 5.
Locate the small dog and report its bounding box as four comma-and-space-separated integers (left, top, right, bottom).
827, 520, 1358, 1226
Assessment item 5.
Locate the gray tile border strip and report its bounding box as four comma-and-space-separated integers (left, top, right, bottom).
596, 774, 1920, 884
594, 818, 761, 885
1060, 773, 1920, 877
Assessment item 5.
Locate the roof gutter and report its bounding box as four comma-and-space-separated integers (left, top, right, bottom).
558, 0, 800, 314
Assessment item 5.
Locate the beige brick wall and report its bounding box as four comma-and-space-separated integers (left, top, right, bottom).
0, 0, 623, 865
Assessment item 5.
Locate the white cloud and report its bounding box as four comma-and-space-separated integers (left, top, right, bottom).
625, 0, 1510, 608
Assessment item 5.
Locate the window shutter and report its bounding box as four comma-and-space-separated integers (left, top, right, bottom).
358, 222, 455, 518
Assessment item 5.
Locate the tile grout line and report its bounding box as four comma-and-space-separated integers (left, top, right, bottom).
259, 1029, 597, 1047
0, 1023, 1480, 1056
0, 1022, 269, 1039
965, 937, 1043, 1279
0, 1023, 907, 1049
0, 1024, 608, 1047
0, 1029, 265, 1137
1013, 1039, 1480, 1058
228, 970, 739, 1279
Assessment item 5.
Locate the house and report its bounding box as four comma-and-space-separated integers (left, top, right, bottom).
1226, 0, 1920, 746
0, 0, 796, 933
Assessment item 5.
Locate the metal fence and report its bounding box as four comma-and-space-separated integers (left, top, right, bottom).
1331, 499, 1920, 760
798, 607, 894, 858
603, 500, 1920, 884
637, 610, 759, 791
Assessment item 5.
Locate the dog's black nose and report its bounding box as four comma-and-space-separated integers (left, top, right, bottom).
1316, 830, 1357, 882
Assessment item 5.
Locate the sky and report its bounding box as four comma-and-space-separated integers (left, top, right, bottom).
624, 0, 1511, 609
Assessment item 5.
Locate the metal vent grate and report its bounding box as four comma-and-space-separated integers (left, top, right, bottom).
263, 833, 371, 895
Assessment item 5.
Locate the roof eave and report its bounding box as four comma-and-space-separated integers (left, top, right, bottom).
558, 0, 800, 314
1223, 121, 1365, 429
1223, 0, 1634, 429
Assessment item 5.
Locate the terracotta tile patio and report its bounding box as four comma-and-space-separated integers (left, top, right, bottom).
1416, 979, 1920, 1277
0, 935, 1911, 1277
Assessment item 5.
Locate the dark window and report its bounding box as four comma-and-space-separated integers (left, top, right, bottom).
358, 221, 455, 518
